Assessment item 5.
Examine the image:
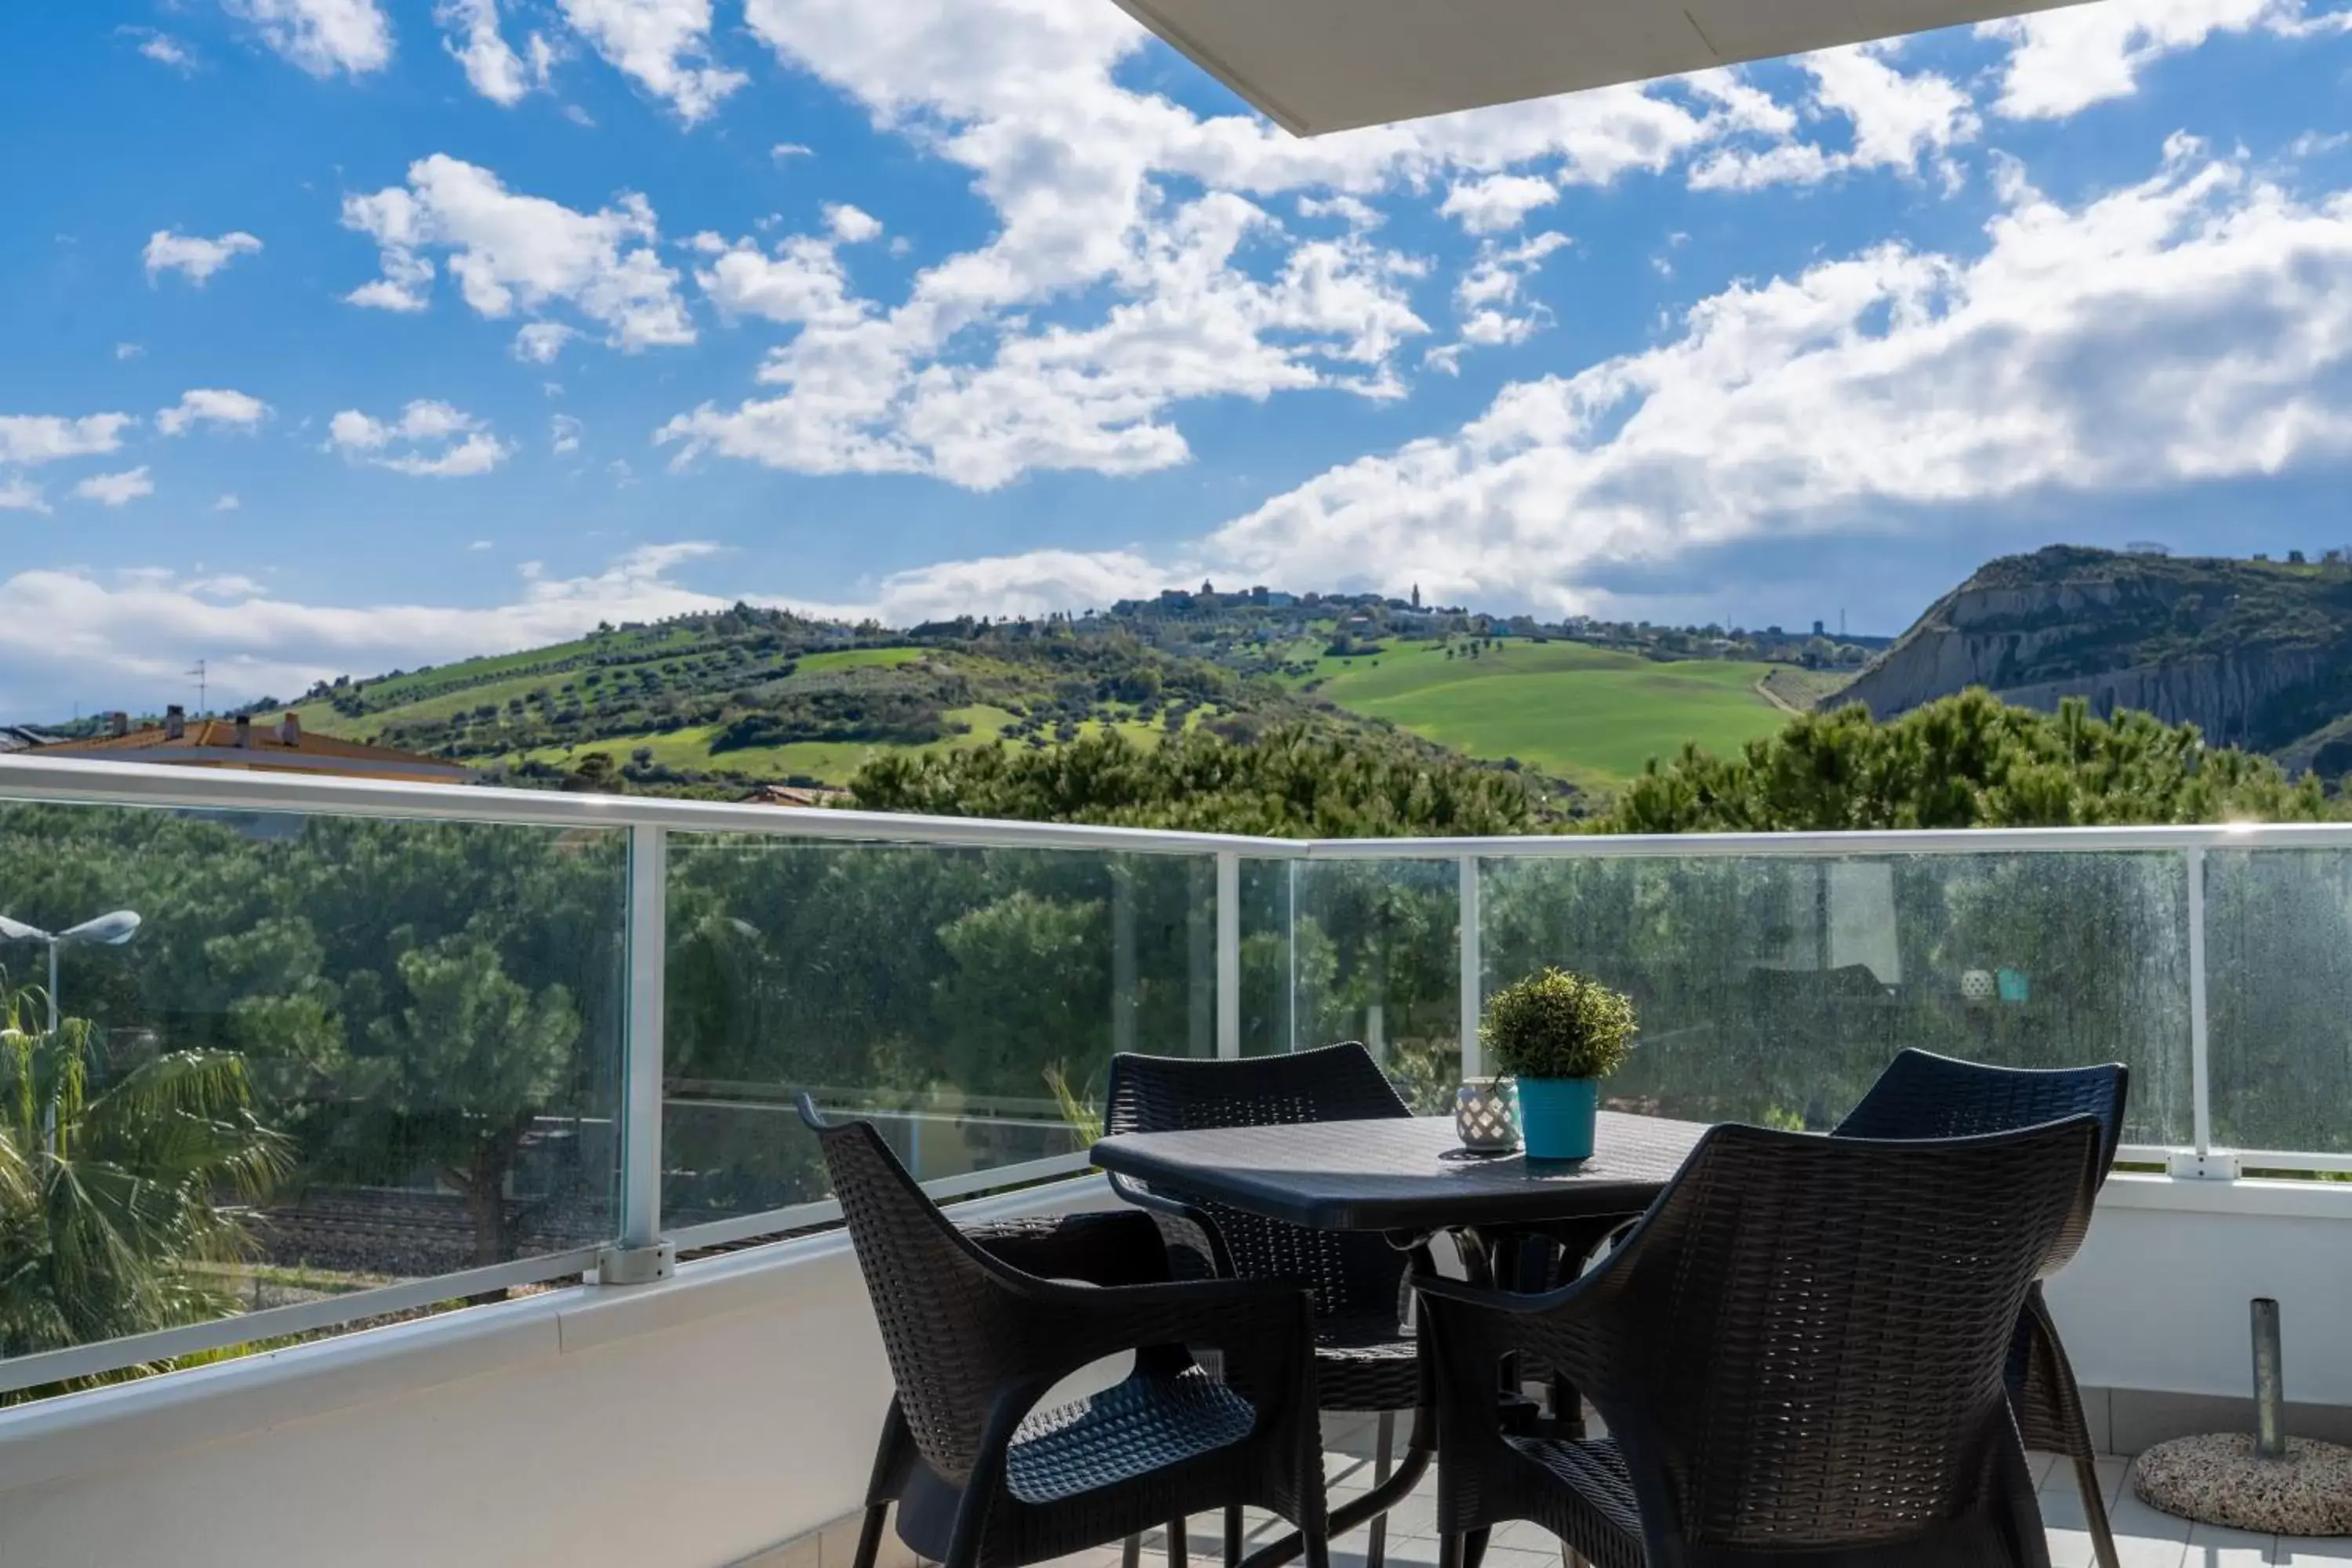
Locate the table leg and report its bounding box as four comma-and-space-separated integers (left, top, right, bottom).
1240, 1243, 1443, 1568
1237, 1446, 1432, 1568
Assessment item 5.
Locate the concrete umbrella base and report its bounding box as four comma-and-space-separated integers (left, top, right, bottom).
2133, 1433, 2352, 1537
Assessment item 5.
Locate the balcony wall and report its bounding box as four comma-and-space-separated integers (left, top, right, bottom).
2, 1172, 2349, 1568
0, 1178, 1111, 1568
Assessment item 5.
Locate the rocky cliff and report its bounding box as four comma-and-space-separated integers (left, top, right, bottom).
1842, 546, 2352, 757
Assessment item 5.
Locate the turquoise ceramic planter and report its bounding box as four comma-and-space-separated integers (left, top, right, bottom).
1516, 1076, 1598, 1161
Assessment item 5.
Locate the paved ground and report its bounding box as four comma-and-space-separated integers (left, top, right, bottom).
1035, 1418, 2352, 1568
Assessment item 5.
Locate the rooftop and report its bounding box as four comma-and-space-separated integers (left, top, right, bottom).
35, 710, 472, 783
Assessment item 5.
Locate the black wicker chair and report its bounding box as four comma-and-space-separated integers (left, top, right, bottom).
1833, 1049, 2129, 1568
799, 1097, 1331, 1568
1103, 1044, 1426, 1568
1419, 1116, 2105, 1568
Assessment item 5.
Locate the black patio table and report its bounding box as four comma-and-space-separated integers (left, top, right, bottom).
1090, 1111, 1711, 1568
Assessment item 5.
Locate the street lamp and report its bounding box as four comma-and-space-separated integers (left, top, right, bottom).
0, 911, 140, 1153
0, 910, 143, 1040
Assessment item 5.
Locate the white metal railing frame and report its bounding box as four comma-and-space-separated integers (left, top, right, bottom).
2, 753, 2349, 1394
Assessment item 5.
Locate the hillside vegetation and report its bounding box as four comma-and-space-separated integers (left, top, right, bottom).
1844, 545, 2352, 770
209, 588, 1868, 797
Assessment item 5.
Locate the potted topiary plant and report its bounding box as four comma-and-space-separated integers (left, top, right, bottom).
1481, 967, 1637, 1161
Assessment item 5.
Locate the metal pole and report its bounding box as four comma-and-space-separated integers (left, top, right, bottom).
2187, 848, 2212, 1157
2252, 1298, 2287, 1459
1215, 851, 1241, 1058
1459, 855, 1483, 1079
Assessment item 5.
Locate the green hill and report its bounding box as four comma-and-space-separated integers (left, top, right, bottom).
159, 591, 1865, 800
1842, 545, 2352, 770
1304, 639, 1791, 789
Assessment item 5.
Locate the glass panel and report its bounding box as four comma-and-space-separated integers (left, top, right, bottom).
0, 802, 626, 1382
2206, 849, 2352, 1153
1479, 852, 2191, 1143
662, 838, 1217, 1226
1289, 858, 1461, 1112
1238, 857, 1295, 1058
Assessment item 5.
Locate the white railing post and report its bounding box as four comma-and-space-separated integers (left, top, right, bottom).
1216, 850, 1242, 1058
2187, 845, 2214, 1160
1459, 854, 1483, 1079
1286, 858, 1301, 1055
600, 823, 675, 1284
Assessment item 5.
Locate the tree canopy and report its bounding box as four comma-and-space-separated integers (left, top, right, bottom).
1593, 691, 2333, 834
849, 726, 1551, 837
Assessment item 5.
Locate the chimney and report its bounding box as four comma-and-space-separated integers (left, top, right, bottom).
234, 714, 252, 749
279, 711, 301, 746
165, 705, 186, 741
108, 711, 129, 738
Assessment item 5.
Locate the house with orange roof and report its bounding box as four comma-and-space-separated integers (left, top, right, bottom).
36, 706, 472, 785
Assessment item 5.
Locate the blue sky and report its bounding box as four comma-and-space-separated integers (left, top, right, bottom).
4, 0, 2352, 719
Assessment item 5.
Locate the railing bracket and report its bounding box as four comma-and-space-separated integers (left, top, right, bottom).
2168, 1149, 2241, 1181
592, 1240, 677, 1287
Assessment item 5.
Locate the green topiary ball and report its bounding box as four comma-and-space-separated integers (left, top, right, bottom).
1481, 967, 1637, 1081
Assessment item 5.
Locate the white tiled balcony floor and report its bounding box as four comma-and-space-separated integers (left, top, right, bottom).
1030, 1420, 2352, 1568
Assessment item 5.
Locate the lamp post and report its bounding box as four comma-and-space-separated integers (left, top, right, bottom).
0, 910, 141, 1150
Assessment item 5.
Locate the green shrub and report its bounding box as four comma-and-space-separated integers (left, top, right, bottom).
1482, 967, 1636, 1081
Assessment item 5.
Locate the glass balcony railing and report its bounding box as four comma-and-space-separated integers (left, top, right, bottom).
1, 755, 2347, 1403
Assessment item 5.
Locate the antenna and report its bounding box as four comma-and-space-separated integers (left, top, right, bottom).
187, 659, 207, 715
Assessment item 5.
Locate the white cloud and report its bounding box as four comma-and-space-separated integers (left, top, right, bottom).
0, 477, 49, 515
1296, 194, 1384, 229
555, 0, 746, 123
691, 230, 870, 330
74, 467, 155, 507
437, 0, 554, 104
1438, 174, 1560, 234
213, 493, 242, 511
0, 544, 839, 712
144, 228, 263, 285
654, 0, 1795, 492
772, 142, 814, 161
513, 321, 580, 361
824, 202, 884, 243
115, 343, 145, 361
1690, 43, 1977, 191
855, 549, 1171, 628
822, 142, 2352, 621
1426, 232, 1571, 372
328, 400, 514, 477
551, 413, 583, 453
157, 388, 270, 436
223, 0, 394, 77
1981, 0, 2321, 119
1211, 141, 2352, 606
341, 154, 695, 349
663, 194, 1428, 488
0, 413, 133, 466
125, 28, 200, 71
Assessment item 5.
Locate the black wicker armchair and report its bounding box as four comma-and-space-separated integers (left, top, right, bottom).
799, 1097, 1331, 1568
1103, 1044, 1427, 1568
1834, 1049, 2129, 1568
1419, 1116, 2105, 1568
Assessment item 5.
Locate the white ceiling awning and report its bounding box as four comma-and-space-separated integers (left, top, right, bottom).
1108, 0, 2094, 135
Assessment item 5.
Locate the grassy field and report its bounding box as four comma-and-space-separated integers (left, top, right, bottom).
1308, 639, 1791, 790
